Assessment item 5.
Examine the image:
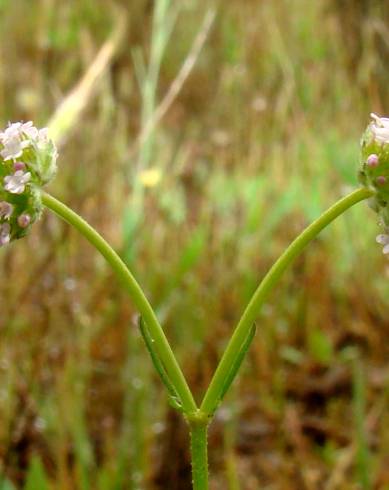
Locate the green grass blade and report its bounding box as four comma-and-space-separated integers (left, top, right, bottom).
23, 456, 50, 490
0, 477, 16, 490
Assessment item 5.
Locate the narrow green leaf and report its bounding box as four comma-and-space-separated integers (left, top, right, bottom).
210, 323, 257, 416
23, 456, 50, 490
0, 477, 16, 490
138, 317, 183, 411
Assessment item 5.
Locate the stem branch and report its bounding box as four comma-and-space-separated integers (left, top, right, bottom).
201, 187, 374, 415
42, 191, 197, 414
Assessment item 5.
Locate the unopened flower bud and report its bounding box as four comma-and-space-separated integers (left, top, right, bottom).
17, 214, 31, 228
13, 161, 25, 171
367, 154, 379, 167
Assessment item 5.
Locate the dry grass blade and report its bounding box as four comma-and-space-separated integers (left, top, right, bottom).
47, 8, 127, 145
128, 9, 216, 159
324, 446, 355, 490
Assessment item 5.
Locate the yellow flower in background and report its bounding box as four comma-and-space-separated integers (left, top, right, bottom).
139, 168, 162, 188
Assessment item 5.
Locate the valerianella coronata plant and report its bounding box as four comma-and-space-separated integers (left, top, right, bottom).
0, 112, 380, 489
0, 121, 57, 245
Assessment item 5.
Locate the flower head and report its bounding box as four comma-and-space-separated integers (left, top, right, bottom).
0, 121, 57, 184
359, 114, 389, 228
0, 120, 58, 246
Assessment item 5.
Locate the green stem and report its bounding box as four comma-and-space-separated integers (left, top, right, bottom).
189, 421, 209, 490
201, 187, 374, 415
41, 191, 197, 414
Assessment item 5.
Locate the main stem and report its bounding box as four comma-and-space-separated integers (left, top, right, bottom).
190, 422, 209, 490
41, 191, 197, 415
201, 187, 374, 415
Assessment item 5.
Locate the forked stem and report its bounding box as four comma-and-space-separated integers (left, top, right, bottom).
42, 187, 375, 489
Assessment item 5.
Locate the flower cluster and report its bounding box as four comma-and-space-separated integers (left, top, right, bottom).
0, 121, 57, 246
359, 113, 389, 193
359, 114, 389, 254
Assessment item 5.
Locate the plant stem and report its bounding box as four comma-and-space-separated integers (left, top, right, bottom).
201, 187, 374, 415
189, 421, 209, 490
41, 191, 197, 415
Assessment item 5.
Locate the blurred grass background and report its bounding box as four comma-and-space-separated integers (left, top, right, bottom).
0, 0, 389, 488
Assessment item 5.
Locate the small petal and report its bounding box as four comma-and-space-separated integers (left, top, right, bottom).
0, 223, 10, 246
383, 243, 389, 254
21, 122, 38, 139
36, 127, 49, 149
370, 114, 389, 145
376, 234, 389, 245
1, 135, 24, 160
0, 234, 10, 246
0, 122, 22, 141
0, 201, 13, 219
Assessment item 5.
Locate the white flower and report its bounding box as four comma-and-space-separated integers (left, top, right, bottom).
0, 121, 35, 161
0, 223, 10, 246
0, 121, 43, 161
0, 121, 37, 141
20, 121, 38, 139
0, 201, 13, 219
0, 122, 22, 142
376, 234, 389, 254
370, 113, 389, 145
4, 170, 31, 194
0, 134, 29, 161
